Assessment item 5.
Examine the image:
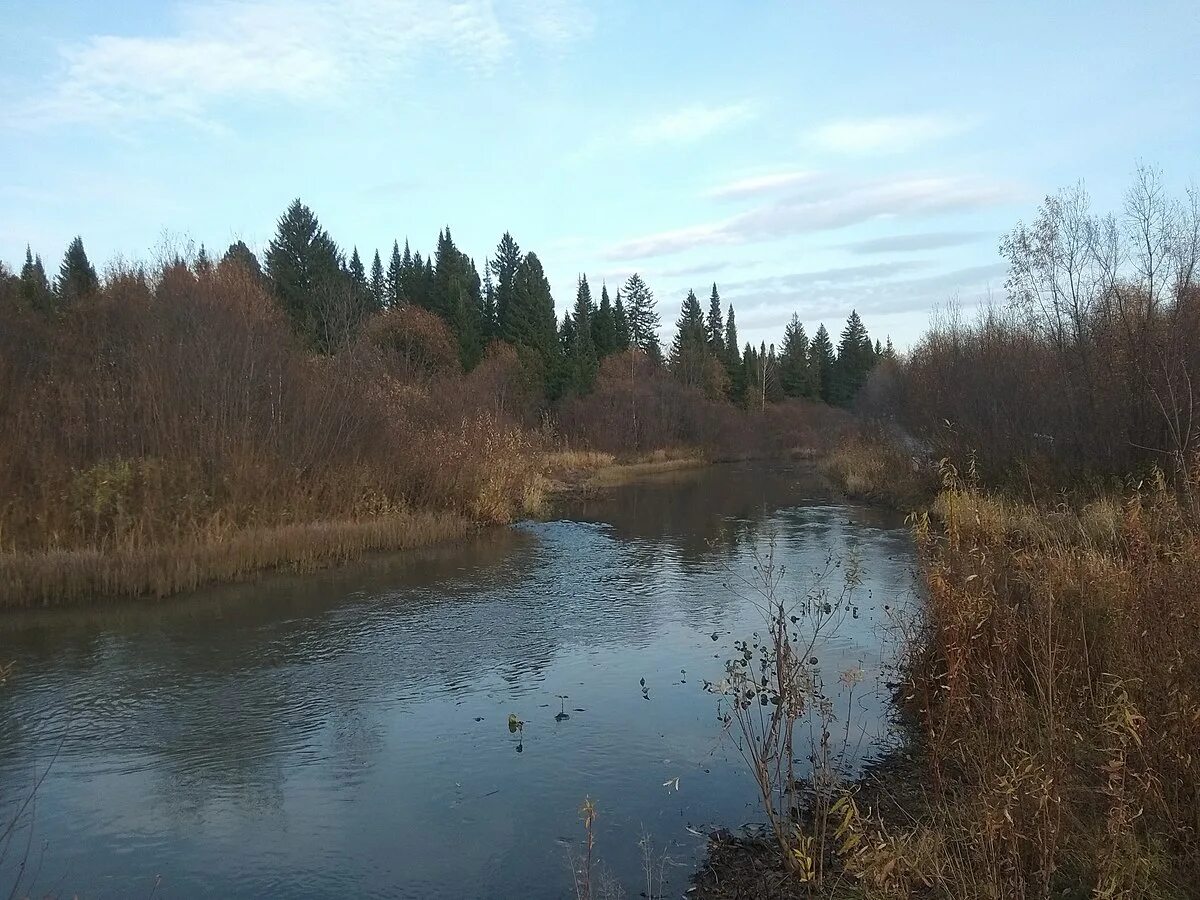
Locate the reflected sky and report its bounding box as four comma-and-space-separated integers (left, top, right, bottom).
0, 462, 919, 898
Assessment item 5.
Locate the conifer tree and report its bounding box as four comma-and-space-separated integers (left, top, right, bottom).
491, 232, 523, 340
592, 283, 618, 357
742, 342, 760, 409
779, 313, 813, 398
220, 241, 264, 283
706, 283, 725, 355
831, 310, 874, 406
564, 275, 598, 394
195, 244, 212, 275
387, 241, 404, 307
364, 250, 384, 314
57, 236, 99, 306
349, 247, 367, 294
808, 323, 836, 403
481, 261, 498, 339
508, 252, 559, 389
622, 273, 660, 359
670, 289, 709, 389
764, 343, 785, 403
265, 199, 346, 348
724, 304, 743, 398
612, 289, 630, 351
19, 246, 52, 313
883, 336, 896, 359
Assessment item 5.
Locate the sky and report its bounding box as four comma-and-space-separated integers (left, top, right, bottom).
2, 0, 1198, 350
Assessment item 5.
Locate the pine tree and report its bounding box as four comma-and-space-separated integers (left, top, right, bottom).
564, 275, 598, 394
387, 241, 404, 308
592, 282, 618, 357
349, 247, 367, 294
370, 250, 386, 311
491, 232, 523, 341
57, 236, 99, 306
612, 289, 630, 351
220, 241, 264, 283
195, 244, 212, 275
265, 199, 346, 348
883, 336, 896, 359
19, 246, 53, 313
622, 273, 660, 359
670, 289, 709, 389
779, 313, 813, 398
808, 323, 836, 403
706, 284, 725, 355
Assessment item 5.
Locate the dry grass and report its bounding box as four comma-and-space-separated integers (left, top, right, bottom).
822, 430, 938, 510
0, 509, 473, 608
852, 466, 1200, 899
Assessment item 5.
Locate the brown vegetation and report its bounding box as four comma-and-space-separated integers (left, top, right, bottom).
0, 263, 540, 605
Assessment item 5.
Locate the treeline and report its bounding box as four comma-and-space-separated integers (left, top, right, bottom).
874, 166, 1200, 488
0, 200, 884, 602
3, 198, 889, 413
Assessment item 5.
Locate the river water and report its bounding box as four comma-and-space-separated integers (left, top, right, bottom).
0, 463, 918, 898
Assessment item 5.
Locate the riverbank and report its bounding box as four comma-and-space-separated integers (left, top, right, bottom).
0, 445, 722, 609
692, 430, 1200, 898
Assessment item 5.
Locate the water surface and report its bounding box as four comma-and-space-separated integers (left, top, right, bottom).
0, 463, 918, 898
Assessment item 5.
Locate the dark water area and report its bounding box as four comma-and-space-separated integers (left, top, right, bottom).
0, 463, 919, 898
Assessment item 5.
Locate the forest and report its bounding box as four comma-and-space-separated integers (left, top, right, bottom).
0, 202, 883, 606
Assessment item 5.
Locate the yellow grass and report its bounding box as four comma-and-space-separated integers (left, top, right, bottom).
0, 509, 472, 608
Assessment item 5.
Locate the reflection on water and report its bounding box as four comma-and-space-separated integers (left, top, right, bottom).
0, 462, 918, 898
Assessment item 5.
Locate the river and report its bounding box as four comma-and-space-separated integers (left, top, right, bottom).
0, 462, 919, 898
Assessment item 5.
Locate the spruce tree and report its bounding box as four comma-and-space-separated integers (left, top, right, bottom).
592, 282, 617, 357
564, 275, 598, 394
57, 236, 99, 306
19, 246, 53, 313
724, 304, 742, 398
670, 289, 709, 389
808, 323, 836, 404
220, 240, 264, 283
742, 342, 760, 409
779, 313, 812, 398
622, 273, 660, 359
508, 252, 559, 390
481, 261, 498, 339
706, 283, 725, 355
831, 310, 874, 406
884, 336, 896, 359
764, 343, 785, 402
387, 240, 404, 307
370, 250, 386, 310
612, 289, 630, 351
265, 199, 345, 348
195, 244, 212, 275
490, 232, 523, 340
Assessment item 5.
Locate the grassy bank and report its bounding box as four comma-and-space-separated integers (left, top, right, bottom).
719, 432, 1200, 898
0, 509, 475, 609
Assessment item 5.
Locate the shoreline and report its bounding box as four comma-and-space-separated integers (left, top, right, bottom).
0, 450, 727, 611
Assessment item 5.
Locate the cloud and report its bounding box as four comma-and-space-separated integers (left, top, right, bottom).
605, 174, 1009, 260
705, 170, 821, 201
25, 0, 592, 127
843, 230, 988, 255
727, 262, 1008, 326
806, 114, 969, 155
630, 101, 759, 145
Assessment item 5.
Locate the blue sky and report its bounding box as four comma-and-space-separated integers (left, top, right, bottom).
3, 0, 1197, 349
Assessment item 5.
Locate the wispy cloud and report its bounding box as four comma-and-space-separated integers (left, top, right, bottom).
605, 174, 1009, 260
630, 101, 759, 146
24, 0, 592, 128
843, 230, 988, 255
728, 263, 1008, 326
706, 170, 821, 201
806, 114, 970, 155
